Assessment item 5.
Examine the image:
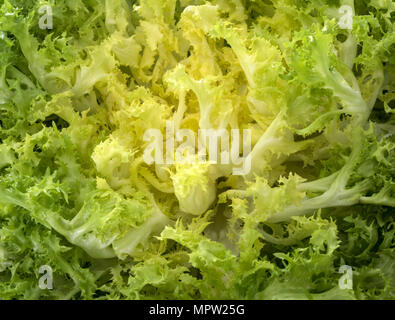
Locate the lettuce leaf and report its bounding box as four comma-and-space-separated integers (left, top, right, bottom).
0, 0, 394, 300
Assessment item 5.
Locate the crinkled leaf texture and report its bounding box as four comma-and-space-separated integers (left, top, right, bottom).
0, 0, 394, 300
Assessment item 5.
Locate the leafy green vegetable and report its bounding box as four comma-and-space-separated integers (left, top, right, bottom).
0, 0, 394, 300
